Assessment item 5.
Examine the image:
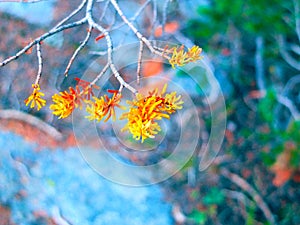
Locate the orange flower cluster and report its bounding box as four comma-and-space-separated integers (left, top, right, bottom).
167, 45, 202, 68
49, 78, 100, 119
86, 90, 124, 122
49, 77, 123, 122
24, 84, 46, 111
120, 84, 183, 142
50, 86, 84, 119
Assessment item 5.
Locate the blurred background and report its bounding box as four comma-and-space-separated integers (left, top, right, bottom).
0, 0, 300, 224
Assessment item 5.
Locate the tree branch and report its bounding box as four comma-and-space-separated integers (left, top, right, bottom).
64, 25, 93, 76
277, 35, 300, 70
255, 36, 266, 92
0, 18, 87, 67
52, 0, 88, 30
109, 0, 166, 58
86, 0, 137, 93
35, 42, 43, 85
221, 169, 277, 225
293, 0, 300, 43
137, 40, 144, 85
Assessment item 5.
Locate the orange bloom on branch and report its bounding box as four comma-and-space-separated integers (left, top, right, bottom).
168, 45, 203, 68
50, 78, 100, 119
49, 86, 84, 119
86, 91, 124, 122
120, 84, 183, 143
24, 84, 46, 111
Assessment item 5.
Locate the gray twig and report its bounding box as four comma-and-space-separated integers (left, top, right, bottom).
86, 0, 137, 93
52, 0, 88, 30
0, 18, 87, 67
293, 0, 300, 43
277, 35, 300, 70
64, 25, 93, 76
255, 36, 266, 92
221, 169, 277, 225
162, 0, 170, 36
137, 40, 144, 85
35, 42, 43, 85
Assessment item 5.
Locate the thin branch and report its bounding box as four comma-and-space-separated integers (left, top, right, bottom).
110, 0, 166, 58
110, 0, 152, 32
35, 42, 43, 84
293, 0, 300, 43
150, 0, 157, 37
118, 84, 124, 93
277, 35, 300, 70
132, 0, 152, 21
162, 0, 170, 36
289, 43, 300, 55
255, 36, 266, 92
221, 169, 277, 225
277, 95, 300, 120
86, 0, 137, 93
137, 40, 144, 85
90, 63, 110, 86
64, 25, 93, 76
0, 18, 87, 67
52, 0, 88, 30
99, 0, 110, 21
114, 0, 152, 47
51, 206, 72, 225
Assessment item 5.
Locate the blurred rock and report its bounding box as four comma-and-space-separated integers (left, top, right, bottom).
0, 131, 172, 225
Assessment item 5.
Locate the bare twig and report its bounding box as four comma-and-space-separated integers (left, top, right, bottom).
35, 42, 43, 85
110, 0, 166, 58
255, 36, 266, 92
230, 25, 241, 77
137, 40, 144, 84
0, 18, 87, 67
111, 0, 152, 33
150, 0, 158, 37
90, 62, 110, 86
64, 25, 93, 76
162, 0, 170, 36
277, 95, 300, 120
223, 189, 252, 219
52, 0, 88, 30
99, 0, 110, 21
0, 109, 63, 140
289, 43, 300, 55
221, 169, 277, 225
86, 0, 137, 93
277, 35, 300, 70
51, 206, 72, 225
293, 0, 300, 43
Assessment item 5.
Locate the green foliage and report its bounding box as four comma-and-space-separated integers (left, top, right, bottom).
203, 188, 225, 205
186, 0, 291, 38
187, 210, 207, 225
188, 188, 225, 224
258, 89, 300, 168
245, 203, 256, 225
258, 88, 277, 124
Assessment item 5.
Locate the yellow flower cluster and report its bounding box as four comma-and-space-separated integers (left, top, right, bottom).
49, 78, 101, 119
86, 92, 124, 122
49, 87, 83, 119
120, 84, 183, 142
24, 84, 46, 111
168, 45, 202, 68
